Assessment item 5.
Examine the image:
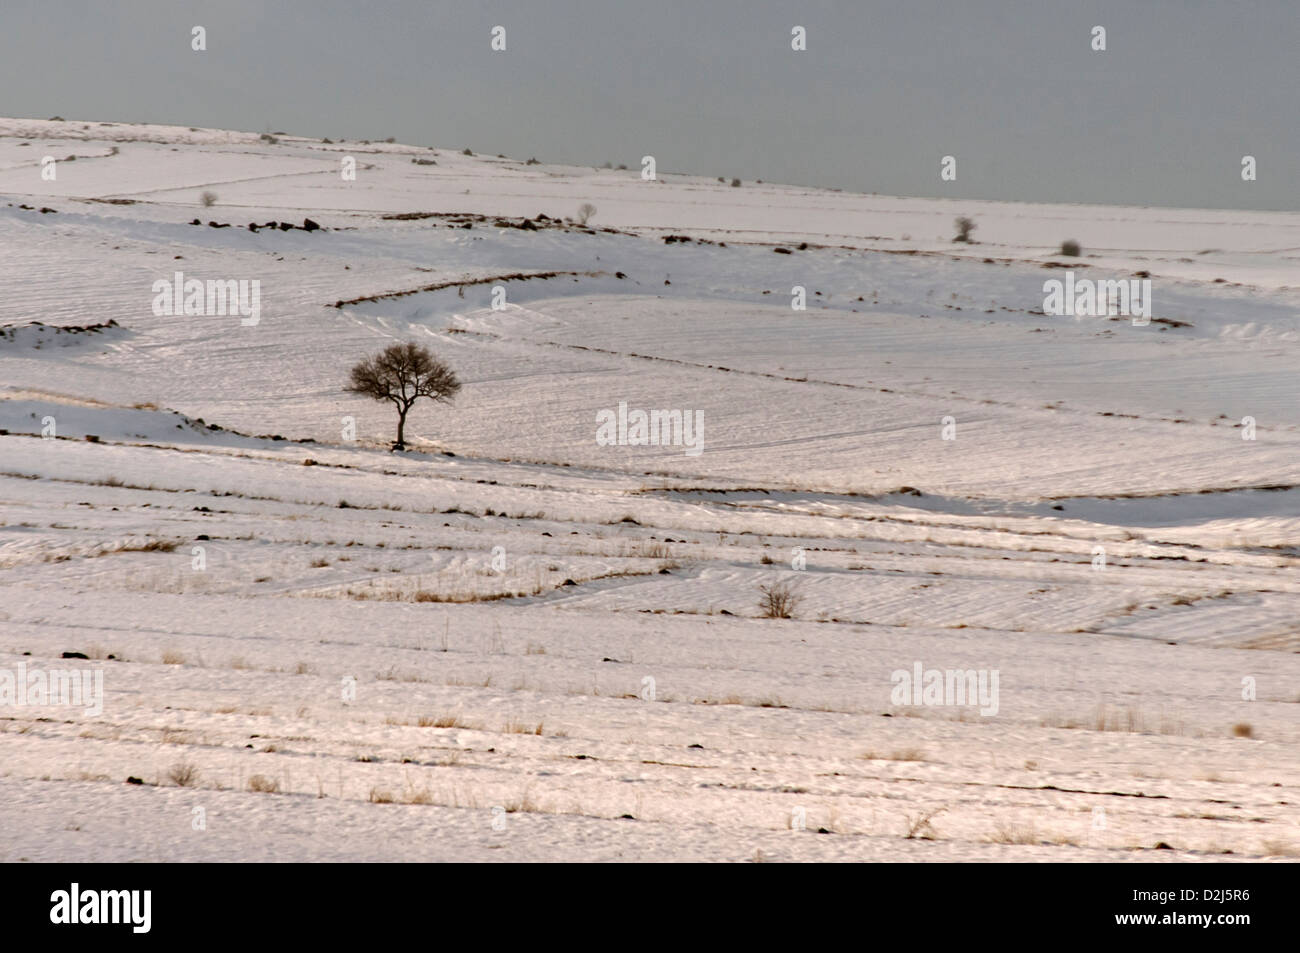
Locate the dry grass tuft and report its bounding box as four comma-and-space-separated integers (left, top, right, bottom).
905, 807, 945, 839
167, 762, 200, 787
504, 720, 544, 735
989, 822, 1038, 845
247, 774, 280, 793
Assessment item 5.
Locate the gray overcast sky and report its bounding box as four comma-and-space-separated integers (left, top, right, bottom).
4, 0, 1296, 210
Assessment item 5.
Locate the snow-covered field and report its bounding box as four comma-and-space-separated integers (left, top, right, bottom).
1, 118, 1297, 862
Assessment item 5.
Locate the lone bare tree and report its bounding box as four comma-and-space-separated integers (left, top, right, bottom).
346, 342, 461, 450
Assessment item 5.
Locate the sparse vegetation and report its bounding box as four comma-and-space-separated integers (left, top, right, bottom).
1059, 239, 1081, 257
905, 807, 945, 839
577, 203, 596, 226
200, 191, 217, 207
167, 762, 200, 787
989, 821, 1038, 845
247, 774, 280, 793
503, 719, 544, 735
954, 216, 976, 242
757, 579, 802, 619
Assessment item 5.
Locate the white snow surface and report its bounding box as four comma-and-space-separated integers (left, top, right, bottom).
0, 118, 1297, 862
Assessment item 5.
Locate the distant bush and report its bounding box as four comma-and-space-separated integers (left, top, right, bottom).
200, 191, 217, 208
758, 579, 802, 619
1060, 239, 1081, 257
577, 203, 596, 226
259, 133, 278, 144
954, 216, 976, 242
617, 164, 627, 170
462, 148, 473, 156
731, 178, 741, 188
526, 157, 539, 165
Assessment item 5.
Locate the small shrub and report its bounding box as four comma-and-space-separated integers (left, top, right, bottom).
1059, 239, 1081, 257
1233, 722, 1254, 738
577, 203, 596, 226
730, 178, 741, 187
757, 579, 802, 619
200, 191, 217, 207
954, 216, 976, 242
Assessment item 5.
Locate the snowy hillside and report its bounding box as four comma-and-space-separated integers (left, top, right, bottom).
1, 117, 1297, 862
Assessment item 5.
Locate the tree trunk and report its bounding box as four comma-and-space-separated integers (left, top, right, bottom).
394, 406, 407, 450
